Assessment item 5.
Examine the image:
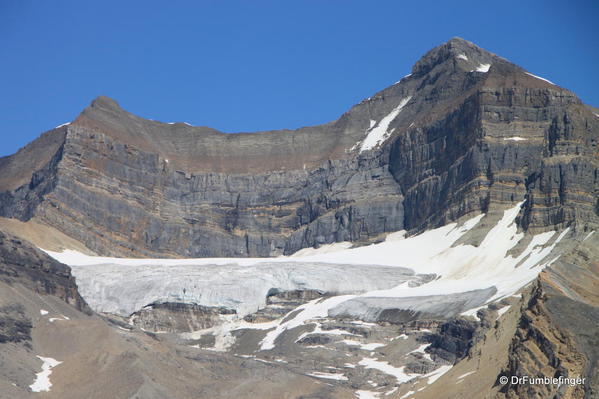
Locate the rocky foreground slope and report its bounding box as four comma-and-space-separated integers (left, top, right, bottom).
0, 38, 597, 398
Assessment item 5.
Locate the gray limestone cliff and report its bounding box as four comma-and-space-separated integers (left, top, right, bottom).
0, 38, 597, 258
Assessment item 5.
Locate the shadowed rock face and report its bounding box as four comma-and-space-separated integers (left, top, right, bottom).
0, 38, 597, 258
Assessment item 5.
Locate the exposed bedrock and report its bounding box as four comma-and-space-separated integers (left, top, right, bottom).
0, 303, 32, 344
129, 302, 236, 333
0, 230, 89, 313
0, 38, 595, 257
422, 318, 481, 364
497, 234, 599, 399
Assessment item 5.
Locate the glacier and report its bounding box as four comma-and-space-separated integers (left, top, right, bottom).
44, 202, 568, 347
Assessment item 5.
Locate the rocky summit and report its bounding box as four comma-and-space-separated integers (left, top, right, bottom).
0, 38, 597, 399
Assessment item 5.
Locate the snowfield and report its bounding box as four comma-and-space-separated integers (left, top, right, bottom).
44, 202, 567, 343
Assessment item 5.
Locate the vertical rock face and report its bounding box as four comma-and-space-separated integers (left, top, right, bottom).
0, 38, 597, 257
0, 230, 89, 313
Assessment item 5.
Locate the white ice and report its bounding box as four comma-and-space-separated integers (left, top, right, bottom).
29, 356, 62, 392
54, 260, 414, 317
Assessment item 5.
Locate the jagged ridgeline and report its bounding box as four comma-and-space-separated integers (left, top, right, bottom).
0, 37, 598, 259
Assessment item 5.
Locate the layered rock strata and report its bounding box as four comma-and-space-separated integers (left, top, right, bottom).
0, 38, 596, 257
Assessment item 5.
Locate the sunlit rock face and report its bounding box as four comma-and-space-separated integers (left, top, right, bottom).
1, 38, 596, 259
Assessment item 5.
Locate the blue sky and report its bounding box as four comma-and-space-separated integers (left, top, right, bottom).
1, 0, 597, 156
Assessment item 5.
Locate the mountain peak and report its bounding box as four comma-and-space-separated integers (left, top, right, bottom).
411, 37, 501, 77
89, 95, 122, 110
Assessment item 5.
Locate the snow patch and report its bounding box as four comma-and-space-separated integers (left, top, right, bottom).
40, 310, 48, 316
48, 315, 69, 323
408, 343, 432, 360
525, 72, 554, 85
54, 122, 70, 129
184, 315, 279, 352
260, 295, 355, 350
399, 391, 414, 399
356, 390, 380, 399
583, 231, 594, 241
358, 358, 419, 384
29, 356, 62, 392
351, 320, 378, 327
496, 305, 510, 319
359, 96, 412, 152
425, 364, 452, 384
460, 305, 484, 320
504, 137, 527, 141
457, 370, 476, 379
473, 63, 491, 73
306, 371, 348, 381
342, 340, 385, 351
457, 54, 468, 61
296, 322, 358, 343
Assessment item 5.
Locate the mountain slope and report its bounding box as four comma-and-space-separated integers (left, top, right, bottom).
1, 37, 596, 258
0, 37, 598, 398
